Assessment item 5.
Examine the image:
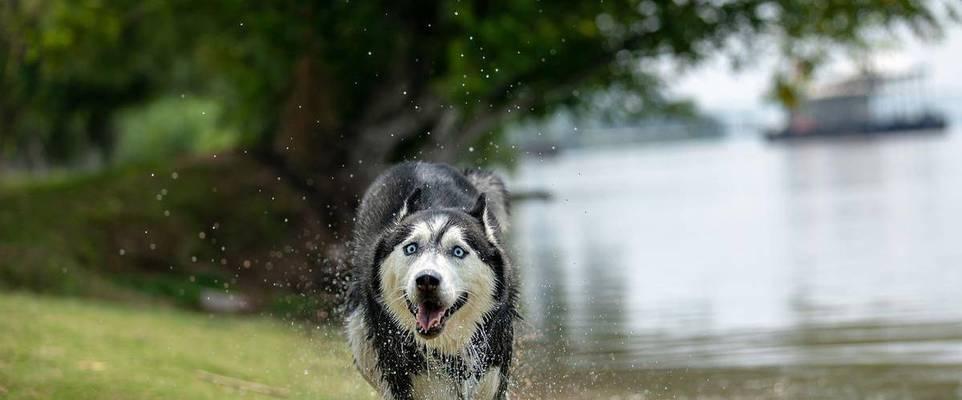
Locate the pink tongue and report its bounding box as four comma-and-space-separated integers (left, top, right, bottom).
416, 305, 445, 331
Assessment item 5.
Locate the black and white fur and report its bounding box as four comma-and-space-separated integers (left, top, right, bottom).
345, 162, 518, 400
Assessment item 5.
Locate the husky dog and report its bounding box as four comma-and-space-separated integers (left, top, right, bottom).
345, 162, 517, 400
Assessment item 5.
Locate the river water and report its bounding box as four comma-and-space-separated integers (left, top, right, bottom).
510, 132, 962, 399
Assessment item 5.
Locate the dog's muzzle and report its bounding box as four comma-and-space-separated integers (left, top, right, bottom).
407, 270, 468, 338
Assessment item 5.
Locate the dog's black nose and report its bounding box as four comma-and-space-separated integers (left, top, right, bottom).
415, 270, 441, 293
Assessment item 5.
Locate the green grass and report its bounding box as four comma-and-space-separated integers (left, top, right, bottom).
0, 292, 376, 400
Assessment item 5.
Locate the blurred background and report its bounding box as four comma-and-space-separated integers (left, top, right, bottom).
2, 1, 962, 399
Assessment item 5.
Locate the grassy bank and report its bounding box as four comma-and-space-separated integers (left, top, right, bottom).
0, 155, 335, 317
0, 292, 375, 399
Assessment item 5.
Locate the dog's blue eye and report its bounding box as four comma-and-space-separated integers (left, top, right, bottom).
451, 246, 466, 259
403, 243, 418, 256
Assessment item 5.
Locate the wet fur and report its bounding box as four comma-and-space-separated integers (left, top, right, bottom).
346, 162, 518, 400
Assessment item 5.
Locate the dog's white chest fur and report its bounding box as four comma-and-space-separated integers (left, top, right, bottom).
411, 369, 459, 399
411, 365, 501, 400
347, 308, 503, 400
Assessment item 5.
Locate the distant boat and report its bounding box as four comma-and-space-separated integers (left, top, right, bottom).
767, 70, 948, 140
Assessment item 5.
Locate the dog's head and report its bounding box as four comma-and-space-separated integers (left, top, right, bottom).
374, 188, 505, 349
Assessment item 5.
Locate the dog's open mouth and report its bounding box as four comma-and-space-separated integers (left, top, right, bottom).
407, 293, 469, 338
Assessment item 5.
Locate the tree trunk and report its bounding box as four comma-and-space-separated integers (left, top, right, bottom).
273, 55, 341, 177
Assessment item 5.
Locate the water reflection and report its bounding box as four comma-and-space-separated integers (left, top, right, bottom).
512, 134, 962, 398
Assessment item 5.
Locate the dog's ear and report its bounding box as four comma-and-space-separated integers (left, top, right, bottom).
396, 187, 423, 223
468, 193, 486, 220
468, 193, 500, 245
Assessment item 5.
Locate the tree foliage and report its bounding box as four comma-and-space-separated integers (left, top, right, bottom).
1, 0, 957, 222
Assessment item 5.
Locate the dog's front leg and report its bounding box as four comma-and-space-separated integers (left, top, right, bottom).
378, 367, 415, 400
464, 366, 504, 400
